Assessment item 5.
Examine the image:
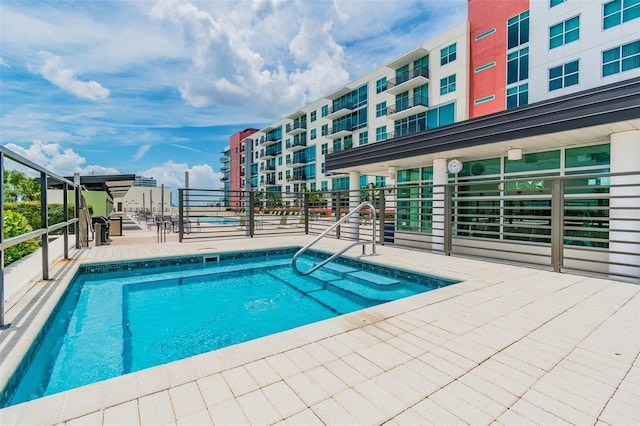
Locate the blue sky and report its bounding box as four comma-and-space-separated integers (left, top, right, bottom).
1, 0, 466, 190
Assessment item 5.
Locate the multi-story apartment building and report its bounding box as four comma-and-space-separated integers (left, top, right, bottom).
222, 0, 639, 212
221, 23, 469, 198
222, 128, 258, 207
469, 0, 640, 115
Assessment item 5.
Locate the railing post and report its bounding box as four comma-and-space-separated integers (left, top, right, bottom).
74, 174, 81, 249
40, 172, 49, 281
63, 182, 69, 259
178, 188, 184, 242
335, 191, 341, 239
0, 152, 8, 329
249, 191, 255, 237
551, 178, 564, 272
379, 189, 386, 246
304, 192, 309, 234
444, 185, 452, 256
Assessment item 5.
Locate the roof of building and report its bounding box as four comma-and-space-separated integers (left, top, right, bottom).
60, 174, 137, 199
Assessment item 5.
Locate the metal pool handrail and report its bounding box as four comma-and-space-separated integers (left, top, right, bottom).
292, 201, 376, 275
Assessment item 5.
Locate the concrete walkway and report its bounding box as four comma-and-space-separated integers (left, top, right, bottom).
1, 230, 638, 425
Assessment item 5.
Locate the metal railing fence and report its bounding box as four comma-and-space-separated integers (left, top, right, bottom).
178, 170, 638, 283
1, 146, 90, 329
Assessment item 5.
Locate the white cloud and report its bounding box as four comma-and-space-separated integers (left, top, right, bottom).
0, 57, 10, 68
31, 51, 110, 101
3, 141, 119, 177
140, 161, 221, 192
133, 144, 152, 161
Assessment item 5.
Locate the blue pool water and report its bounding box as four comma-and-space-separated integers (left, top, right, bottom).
195, 216, 239, 225
2, 248, 457, 407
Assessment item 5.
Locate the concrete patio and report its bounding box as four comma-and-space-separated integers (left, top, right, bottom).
0, 218, 638, 425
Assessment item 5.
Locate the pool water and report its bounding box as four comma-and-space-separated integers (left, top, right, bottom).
3, 249, 457, 407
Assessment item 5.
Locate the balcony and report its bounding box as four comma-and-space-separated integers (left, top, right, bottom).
262, 135, 281, 147
325, 102, 354, 120
261, 148, 282, 159
328, 123, 353, 138
220, 156, 230, 163
386, 66, 429, 95
290, 173, 307, 182
260, 163, 276, 172
264, 176, 276, 186
386, 96, 428, 120
291, 156, 307, 165
220, 165, 229, 172
287, 137, 307, 152
285, 121, 307, 135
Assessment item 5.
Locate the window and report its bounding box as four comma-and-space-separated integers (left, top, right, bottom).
506, 83, 529, 109
278, 157, 282, 166
550, 0, 565, 7
604, 0, 640, 29
321, 163, 325, 173
549, 16, 579, 49
427, 103, 455, 128
549, 60, 579, 91
321, 105, 328, 117
474, 95, 495, 105
359, 131, 368, 146
507, 47, 529, 84
375, 126, 387, 142
310, 128, 317, 140
439, 75, 456, 95
375, 102, 387, 117
440, 43, 457, 65
376, 77, 387, 93
475, 62, 496, 73
310, 110, 316, 122
475, 28, 496, 41
321, 181, 328, 191
321, 124, 328, 136
603, 40, 640, 75
321, 143, 328, 155
508, 10, 530, 49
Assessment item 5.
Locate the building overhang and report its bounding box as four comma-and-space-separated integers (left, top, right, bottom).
385, 47, 429, 70
326, 77, 640, 176
57, 174, 137, 199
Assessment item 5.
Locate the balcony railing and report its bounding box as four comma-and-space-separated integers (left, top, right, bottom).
386, 66, 429, 94
386, 95, 428, 119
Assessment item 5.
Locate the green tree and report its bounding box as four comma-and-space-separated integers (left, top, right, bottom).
3, 170, 41, 202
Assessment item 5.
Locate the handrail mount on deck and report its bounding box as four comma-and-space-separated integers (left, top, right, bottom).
292, 201, 376, 275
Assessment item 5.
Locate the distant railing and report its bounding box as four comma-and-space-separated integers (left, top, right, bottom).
1, 146, 89, 329
180, 170, 639, 283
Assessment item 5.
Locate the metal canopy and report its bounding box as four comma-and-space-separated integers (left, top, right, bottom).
61, 174, 136, 199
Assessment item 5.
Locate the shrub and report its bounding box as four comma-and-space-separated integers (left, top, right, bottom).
3, 210, 40, 265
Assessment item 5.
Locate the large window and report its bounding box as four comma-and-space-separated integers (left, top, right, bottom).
427, 103, 455, 128
440, 75, 456, 95
602, 40, 640, 76
440, 43, 457, 65
507, 10, 530, 49
321, 105, 328, 117
376, 77, 387, 94
549, 16, 580, 49
375, 102, 387, 117
549, 60, 579, 91
507, 48, 529, 84
375, 126, 387, 141
506, 83, 528, 109
395, 112, 427, 137
310, 110, 317, 122
603, 0, 640, 29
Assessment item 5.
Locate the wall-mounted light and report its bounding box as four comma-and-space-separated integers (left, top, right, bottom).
507, 148, 523, 161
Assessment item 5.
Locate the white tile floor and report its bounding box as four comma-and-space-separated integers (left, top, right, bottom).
1, 233, 638, 425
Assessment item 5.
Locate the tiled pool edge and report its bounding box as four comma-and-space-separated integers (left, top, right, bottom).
1, 244, 461, 408
0, 273, 476, 424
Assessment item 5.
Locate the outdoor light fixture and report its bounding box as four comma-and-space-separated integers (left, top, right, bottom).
508, 148, 523, 161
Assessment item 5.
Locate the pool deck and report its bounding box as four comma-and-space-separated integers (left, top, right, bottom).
1, 221, 639, 425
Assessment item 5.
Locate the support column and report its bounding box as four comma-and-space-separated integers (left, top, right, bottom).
432, 159, 448, 253
609, 131, 640, 282
344, 171, 361, 240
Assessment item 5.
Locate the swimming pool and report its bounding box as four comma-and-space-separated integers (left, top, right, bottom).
1, 247, 457, 407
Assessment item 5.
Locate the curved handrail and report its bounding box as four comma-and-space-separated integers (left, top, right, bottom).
292, 201, 376, 275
